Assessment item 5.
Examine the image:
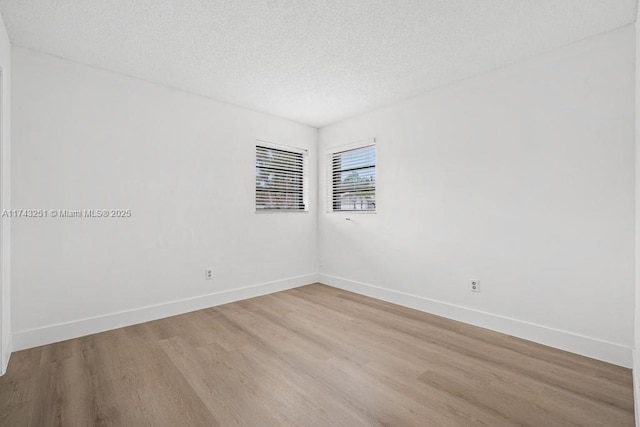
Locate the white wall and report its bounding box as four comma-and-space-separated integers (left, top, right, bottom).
0, 12, 10, 375
11, 47, 318, 349
634, 12, 640, 425
6, 23, 635, 371
319, 25, 635, 367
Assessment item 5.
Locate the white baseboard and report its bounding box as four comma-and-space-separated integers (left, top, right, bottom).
12, 273, 319, 352
1, 332, 11, 375
319, 274, 632, 368
634, 349, 639, 426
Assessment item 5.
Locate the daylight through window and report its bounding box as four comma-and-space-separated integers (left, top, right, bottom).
331, 144, 376, 211
256, 144, 307, 211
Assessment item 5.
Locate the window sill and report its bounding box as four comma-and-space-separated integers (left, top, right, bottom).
326, 210, 376, 214
255, 210, 310, 214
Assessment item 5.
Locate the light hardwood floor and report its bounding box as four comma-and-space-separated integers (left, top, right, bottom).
0, 284, 634, 426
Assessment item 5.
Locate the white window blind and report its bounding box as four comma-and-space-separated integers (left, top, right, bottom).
331, 144, 376, 211
256, 143, 308, 211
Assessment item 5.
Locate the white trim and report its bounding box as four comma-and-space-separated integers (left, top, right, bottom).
634, 12, 640, 426
325, 137, 375, 155
634, 349, 640, 426
319, 273, 633, 368
1, 332, 10, 375
255, 210, 310, 214
12, 273, 318, 352
256, 139, 308, 155
0, 65, 7, 377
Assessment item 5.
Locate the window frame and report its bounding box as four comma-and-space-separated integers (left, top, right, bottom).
255, 140, 309, 213
326, 138, 376, 213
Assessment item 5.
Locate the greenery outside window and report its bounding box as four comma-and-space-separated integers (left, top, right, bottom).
256, 142, 308, 212
330, 142, 376, 212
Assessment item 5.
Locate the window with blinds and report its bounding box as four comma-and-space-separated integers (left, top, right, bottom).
331, 144, 376, 211
256, 143, 308, 211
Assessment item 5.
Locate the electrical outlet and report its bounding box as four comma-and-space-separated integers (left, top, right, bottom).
205, 268, 214, 280
470, 279, 480, 293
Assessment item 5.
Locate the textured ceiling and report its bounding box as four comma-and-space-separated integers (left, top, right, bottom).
0, 1, 637, 127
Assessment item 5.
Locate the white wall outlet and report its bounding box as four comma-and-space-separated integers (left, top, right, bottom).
470, 279, 480, 293
205, 268, 214, 280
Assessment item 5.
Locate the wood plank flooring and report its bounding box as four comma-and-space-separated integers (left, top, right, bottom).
0, 284, 634, 426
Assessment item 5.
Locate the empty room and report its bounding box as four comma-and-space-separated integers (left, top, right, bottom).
0, 0, 638, 425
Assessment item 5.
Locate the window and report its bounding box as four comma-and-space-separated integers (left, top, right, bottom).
255, 142, 308, 211
330, 142, 376, 211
